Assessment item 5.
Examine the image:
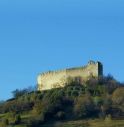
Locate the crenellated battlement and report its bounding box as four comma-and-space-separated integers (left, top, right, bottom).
37, 60, 103, 91
40, 69, 66, 76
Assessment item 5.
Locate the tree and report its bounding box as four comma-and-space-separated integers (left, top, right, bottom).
12, 89, 28, 98
112, 87, 124, 105
74, 95, 95, 118
12, 86, 35, 98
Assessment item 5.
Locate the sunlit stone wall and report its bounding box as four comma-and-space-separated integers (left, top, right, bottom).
37, 61, 103, 91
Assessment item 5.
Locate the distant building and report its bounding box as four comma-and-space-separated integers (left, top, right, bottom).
37, 60, 103, 91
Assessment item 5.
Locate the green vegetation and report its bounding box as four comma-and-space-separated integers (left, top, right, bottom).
0, 75, 124, 127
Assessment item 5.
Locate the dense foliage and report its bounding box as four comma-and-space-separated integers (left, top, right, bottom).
0, 75, 124, 127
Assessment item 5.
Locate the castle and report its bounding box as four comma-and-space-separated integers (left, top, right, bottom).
37, 60, 103, 91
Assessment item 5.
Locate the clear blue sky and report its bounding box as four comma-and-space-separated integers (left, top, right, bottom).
0, 0, 124, 100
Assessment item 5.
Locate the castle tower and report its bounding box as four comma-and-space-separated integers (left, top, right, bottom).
37, 60, 103, 91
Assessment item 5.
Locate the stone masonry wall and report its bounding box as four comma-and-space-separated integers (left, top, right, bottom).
37, 61, 103, 91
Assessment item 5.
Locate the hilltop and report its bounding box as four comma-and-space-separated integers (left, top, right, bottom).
0, 75, 124, 127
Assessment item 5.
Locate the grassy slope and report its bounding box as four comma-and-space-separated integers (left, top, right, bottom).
0, 110, 124, 127
42, 119, 124, 127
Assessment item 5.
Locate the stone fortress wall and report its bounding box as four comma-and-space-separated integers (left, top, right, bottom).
37, 60, 103, 91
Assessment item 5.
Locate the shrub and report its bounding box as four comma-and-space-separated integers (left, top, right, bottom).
71, 90, 79, 97
28, 115, 44, 127
2, 118, 9, 126
55, 111, 65, 120
93, 96, 103, 106
105, 114, 112, 122
14, 114, 21, 124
